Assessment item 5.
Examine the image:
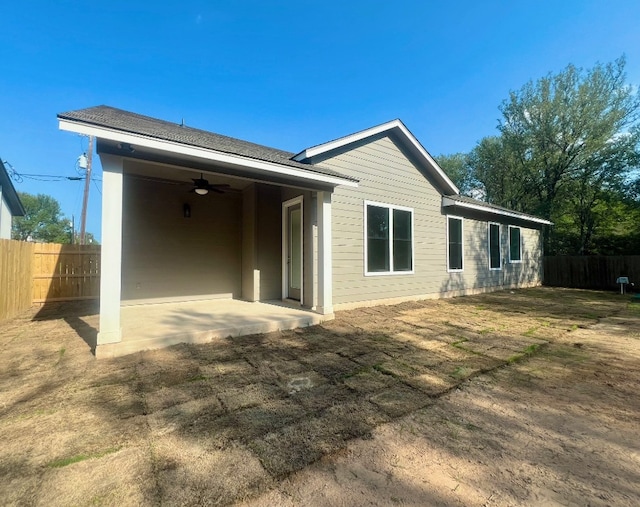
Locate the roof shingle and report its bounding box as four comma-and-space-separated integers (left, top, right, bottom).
57, 106, 356, 182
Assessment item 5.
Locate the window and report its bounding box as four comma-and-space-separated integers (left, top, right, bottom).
365, 201, 413, 275
392, 208, 412, 271
509, 226, 521, 262
447, 216, 463, 271
488, 223, 501, 270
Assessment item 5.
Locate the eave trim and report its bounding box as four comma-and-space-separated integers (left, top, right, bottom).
58, 119, 358, 188
442, 196, 553, 225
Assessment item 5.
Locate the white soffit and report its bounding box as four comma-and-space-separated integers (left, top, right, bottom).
58, 119, 358, 188
293, 119, 459, 195
442, 196, 553, 225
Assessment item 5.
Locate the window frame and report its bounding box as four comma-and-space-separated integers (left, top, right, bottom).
363, 200, 415, 276
508, 225, 522, 263
488, 222, 502, 271
446, 215, 464, 273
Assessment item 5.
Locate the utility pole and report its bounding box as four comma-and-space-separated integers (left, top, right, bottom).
79, 135, 93, 245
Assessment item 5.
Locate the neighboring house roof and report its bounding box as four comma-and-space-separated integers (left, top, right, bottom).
58, 106, 358, 187
0, 158, 25, 216
294, 119, 459, 195
442, 195, 553, 225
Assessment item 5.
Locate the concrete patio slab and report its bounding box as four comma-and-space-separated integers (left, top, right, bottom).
96, 299, 332, 359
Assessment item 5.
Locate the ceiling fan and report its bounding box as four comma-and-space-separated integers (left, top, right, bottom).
190, 173, 231, 195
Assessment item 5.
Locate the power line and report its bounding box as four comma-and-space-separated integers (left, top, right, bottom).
2, 161, 23, 183
92, 177, 102, 196
5, 169, 100, 183
13, 173, 84, 182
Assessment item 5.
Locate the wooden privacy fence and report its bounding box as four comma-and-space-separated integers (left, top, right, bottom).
543, 255, 640, 290
0, 239, 34, 321
32, 243, 101, 303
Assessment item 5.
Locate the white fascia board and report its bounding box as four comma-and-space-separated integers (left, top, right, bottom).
59, 119, 358, 188
393, 122, 459, 195
293, 120, 403, 161
442, 196, 553, 225
293, 119, 459, 195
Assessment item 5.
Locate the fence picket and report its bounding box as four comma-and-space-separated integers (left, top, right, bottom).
31, 243, 101, 303
0, 239, 35, 321
0, 240, 102, 322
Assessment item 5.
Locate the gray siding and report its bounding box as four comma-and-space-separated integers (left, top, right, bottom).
240, 183, 285, 302
314, 135, 542, 308
256, 184, 283, 300
443, 216, 542, 294
241, 184, 258, 301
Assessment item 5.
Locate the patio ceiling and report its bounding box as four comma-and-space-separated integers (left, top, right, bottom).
122, 157, 253, 193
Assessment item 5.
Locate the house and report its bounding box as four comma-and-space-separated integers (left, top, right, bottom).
58, 106, 551, 357
0, 159, 25, 239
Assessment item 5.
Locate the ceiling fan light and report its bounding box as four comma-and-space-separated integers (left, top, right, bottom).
195, 188, 209, 195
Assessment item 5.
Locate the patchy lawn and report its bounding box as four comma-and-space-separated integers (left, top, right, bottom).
1, 288, 639, 506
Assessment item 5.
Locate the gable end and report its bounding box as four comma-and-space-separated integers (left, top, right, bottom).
294, 119, 459, 196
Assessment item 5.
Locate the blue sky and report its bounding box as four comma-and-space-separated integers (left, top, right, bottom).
1, 1, 639, 241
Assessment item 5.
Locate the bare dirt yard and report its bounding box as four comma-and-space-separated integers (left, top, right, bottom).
1, 288, 639, 506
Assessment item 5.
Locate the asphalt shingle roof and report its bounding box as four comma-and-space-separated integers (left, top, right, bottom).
58, 106, 357, 182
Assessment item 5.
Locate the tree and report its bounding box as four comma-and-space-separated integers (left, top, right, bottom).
12, 192, 73, 243
82, 231, 99, 245
434, 153, 475, 196
469, 57, 640, 254
466, 136, 540, 211
563, 128, 640, 253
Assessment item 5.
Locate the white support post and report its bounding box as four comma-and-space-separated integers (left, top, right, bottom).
97, 154, 124, 344
316, 191, 333, 315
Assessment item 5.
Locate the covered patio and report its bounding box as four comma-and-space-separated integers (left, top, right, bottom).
58, 106, 357, 358
95, 299, 329, 358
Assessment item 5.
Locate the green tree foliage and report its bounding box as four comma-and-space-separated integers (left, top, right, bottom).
82, 231, 99, 245
443, 57, 640, 255
467, 136, 541, 211
12, 192, 73, 243
433, 153, 475, 195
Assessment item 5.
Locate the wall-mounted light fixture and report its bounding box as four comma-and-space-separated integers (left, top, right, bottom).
183, 203, 191, 218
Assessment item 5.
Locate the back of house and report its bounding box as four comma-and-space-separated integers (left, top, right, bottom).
59, 106, 550, 357
295, 120, 550, 310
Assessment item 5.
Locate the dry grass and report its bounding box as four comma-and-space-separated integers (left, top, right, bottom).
0, 287, 633, 506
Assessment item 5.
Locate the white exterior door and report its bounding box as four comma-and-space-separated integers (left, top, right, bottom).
282, 197, 303, 303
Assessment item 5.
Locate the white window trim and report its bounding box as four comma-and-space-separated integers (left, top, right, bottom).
488, 222, 502, 271
446, 215, 464, 273
363, 200, 415, 276
508, 225, 522, 263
